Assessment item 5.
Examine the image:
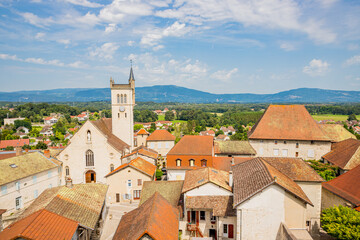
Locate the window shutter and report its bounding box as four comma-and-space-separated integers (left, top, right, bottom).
229, 224, 234, 238
187, 211, 191, 223
196, 211, 199, 226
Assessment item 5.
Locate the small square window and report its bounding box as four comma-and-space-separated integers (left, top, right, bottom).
274, 140, 278, 145
200, 211, 205, 220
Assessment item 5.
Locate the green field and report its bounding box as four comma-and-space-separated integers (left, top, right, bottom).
311, 114, 360, 121
32, 126, 43, 131
157, 115, 165, 121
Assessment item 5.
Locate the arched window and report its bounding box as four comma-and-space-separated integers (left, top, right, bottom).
189, 159, 195, 167
87, 130, 91, 142
86, 150, 94, 166
121, 94, 123, 103
110, 164, 114, 172
124, 94, 127, 103
117, 94, 120, 103
201, 159, 207, 167
65, 166, 70, 176
176, 159, 182, 167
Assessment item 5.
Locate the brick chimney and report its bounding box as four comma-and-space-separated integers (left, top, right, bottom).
16, 145, 22, 156
44, 149, 50, 158
65, 177, 73, 188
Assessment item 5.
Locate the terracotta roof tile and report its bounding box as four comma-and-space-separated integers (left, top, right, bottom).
186, 196, 236, 217
123, 145, 158, 159
139, 181, 184, 207
106, 157, 156, 177
212, 157, 252, 172
214, 140, 256, 155
19, 183, 108, 230
147, 129, 176, 141
137, 128, 149, 135
182, 167, 231, 193
232, 158, 312, 207
319, 124, 356, 142
92, 118, 129, 152
113, 192, 179, 240
0, 139, 30, 148
322, 138, 360, 170
322, 164, 360, 207
168, 135, 213, 156
0, 209, 78, 240
249, 105, 330, 141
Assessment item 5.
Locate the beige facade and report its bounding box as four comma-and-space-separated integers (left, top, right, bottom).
58, 121, 126, 184
105, 166, 153, 204
147, 140, 175, 157
321, 188, 354, 211
250, 139, 331, 160
136, 134, 148, 147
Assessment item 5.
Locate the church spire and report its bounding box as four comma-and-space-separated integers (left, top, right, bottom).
129, 60, 135, 82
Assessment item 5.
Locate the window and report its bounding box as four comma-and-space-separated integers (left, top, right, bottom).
15, 197, 22, 210
34, 189, 38, 199
121, 94, 123, 103
201, 159, 207, 167
128, 180, 132, 187
138, 179, 142, 186
275, 140, 278, 145
124, 94, 127, 103
176, 159, 182, 167
224, 224, 228, 234
124, 193, 131, 200
306, 221, 310, 227
65, 166, 70, 176
48, 184, 52, 189
295, 152, 299, 157
48, 170, 52, 178
210, 212, 216, 222
273, 149, 279, 156
200, 211, 205, 220
1, 185, 7, 195
308, 149, 315, 158
311, 140, 315, 145
284, 141, 287, 144
260, 140, 264, 143
86, 150, 94, 166
296, 142, 299, 148
33, 175, 37, 184
15, 181, 20, 191
125, 113, 127, 118
87, 130, 91, 142
110, 164, 114, 172
189, 159, 195, 167
118, 113, 120, 118
282, 149, 288, 157
133, 190, 141, 199
117, 94, 120, 103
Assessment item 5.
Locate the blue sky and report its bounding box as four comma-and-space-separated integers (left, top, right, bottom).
0, 0, 359, 94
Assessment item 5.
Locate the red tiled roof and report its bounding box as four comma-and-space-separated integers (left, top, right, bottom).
0, 139, 30, 148
137, 128, 149, 135
322, 164, 360, 207
92, 118, 129, 152
113, 192, 179, 240
249, 105, 330, 141
44, 116, 55, 121
106, 157, 156, 177
147, 129, 176, 141
212, 157, 252, 172
322, 138, 360, 171
122, 146, 158, 159
0, 152, 17, 160
0, 209, 78, 240
167, 135, 213, 156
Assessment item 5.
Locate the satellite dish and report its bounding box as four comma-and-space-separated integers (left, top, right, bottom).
119, 106, 125, 112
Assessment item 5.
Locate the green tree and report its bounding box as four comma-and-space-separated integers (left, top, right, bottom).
134, 124, 144, 131
14, 119, 32, 131
149, 123, 156, 133
215, 130, 224, 137
155, 169, 163, 180
5, 146, 14, 150
36, 141, 48, 150
165, 111, 175, 121
321, 205, 360, 240
348, 114, 358, 121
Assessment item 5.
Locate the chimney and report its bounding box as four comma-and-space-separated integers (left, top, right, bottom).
44, 149, 50, 158
65, 177, 73, 188
231, 156, 235, 165
229, 171, 233, 188
16, 145, 22, 156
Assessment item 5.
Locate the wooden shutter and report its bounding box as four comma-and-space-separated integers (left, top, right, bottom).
85, 172, 91, 183
187, 211, 191, 223
196, 211, 199, 226
116, 193, 120, 202
229, 224, 234, 238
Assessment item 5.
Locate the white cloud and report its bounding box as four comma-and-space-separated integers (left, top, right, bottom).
35, 32, 45, 40
0, 54, 19, 61
105, 23, 117, 33
211, 68, 238, 82
24, 58, 65, 66
347, 44, 359, 51
68, 61, 89, 68
65, 0, 103, 8
153, 45, 164, 51
21, 12, 53, 27
344, 55, 360, 66
90, 42, 119, 60
303, 59, 329, 76
57, 39, 71, 45
279, 42, 296, 51
127, 41, 135, 46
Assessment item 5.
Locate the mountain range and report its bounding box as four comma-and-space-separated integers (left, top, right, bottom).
1, 85, 360, 103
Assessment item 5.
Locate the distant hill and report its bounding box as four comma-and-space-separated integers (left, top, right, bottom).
1, 85, 360, 103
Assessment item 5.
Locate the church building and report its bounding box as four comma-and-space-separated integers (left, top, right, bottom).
57, 67, 136, 184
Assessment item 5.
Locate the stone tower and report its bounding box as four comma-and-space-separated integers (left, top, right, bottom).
110, 67, 135, 148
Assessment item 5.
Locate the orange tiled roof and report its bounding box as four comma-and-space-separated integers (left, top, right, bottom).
322, 164, 360, 207
44, 116, 55, 121
122, 146, 158, 160
249, 105, 330, 141
167, 135, 213, 156
212, 157, 252, 172
0, 209, 78, 240
322, 138, 360, 171
147, 129, 176, 141
182, 167, 231, 193
106, 157, 156, 177
113, 192, 179, 240
137, 128, 149, 135
0, 139, 30, 148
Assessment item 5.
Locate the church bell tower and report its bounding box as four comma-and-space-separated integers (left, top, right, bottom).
110, 66, 135, 148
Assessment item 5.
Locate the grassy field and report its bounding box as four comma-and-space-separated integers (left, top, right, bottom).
32, 126, 43, 131
311, 114, 360, 121
157, 115, 165, 121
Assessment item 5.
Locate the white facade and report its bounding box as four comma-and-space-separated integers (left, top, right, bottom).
250, 139, 331, 160
167, 169, 187, 180
0, 167, 60, 217
186, 183, 233, 197
57, 121, 125, 184
4, 118, 25, 125
147, 140, 174, 157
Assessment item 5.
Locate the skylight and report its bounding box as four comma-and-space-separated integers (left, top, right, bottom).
10, 164, 17, 168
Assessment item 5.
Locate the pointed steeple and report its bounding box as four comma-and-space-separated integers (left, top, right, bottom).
129, 60, 135, 82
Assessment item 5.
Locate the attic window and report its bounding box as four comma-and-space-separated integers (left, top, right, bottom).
10, 164, 17, 168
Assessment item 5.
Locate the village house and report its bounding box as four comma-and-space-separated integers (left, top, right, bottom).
4, 117, 25, 126
216, 134, 230, 141
0, 150, 61, 226
321, 164, 360, 212
220, 126, 236, 136
16, 126, 29, 134
44, 116, 58, 125
199, 129, 216, 137
0, 139, 30, 150
135, 128, 149, 147
57, 68, 135, 185
121, 145, 158, 165
112, 192, 179, 240
232, 158, 314, 240
146, 129, 176, 158
105, 157, 156, 203
248, 105, 332, 160
322, 138, 360, 175
39, 125, 53, 137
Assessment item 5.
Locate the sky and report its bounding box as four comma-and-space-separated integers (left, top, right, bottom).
0, 0, 359, 94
